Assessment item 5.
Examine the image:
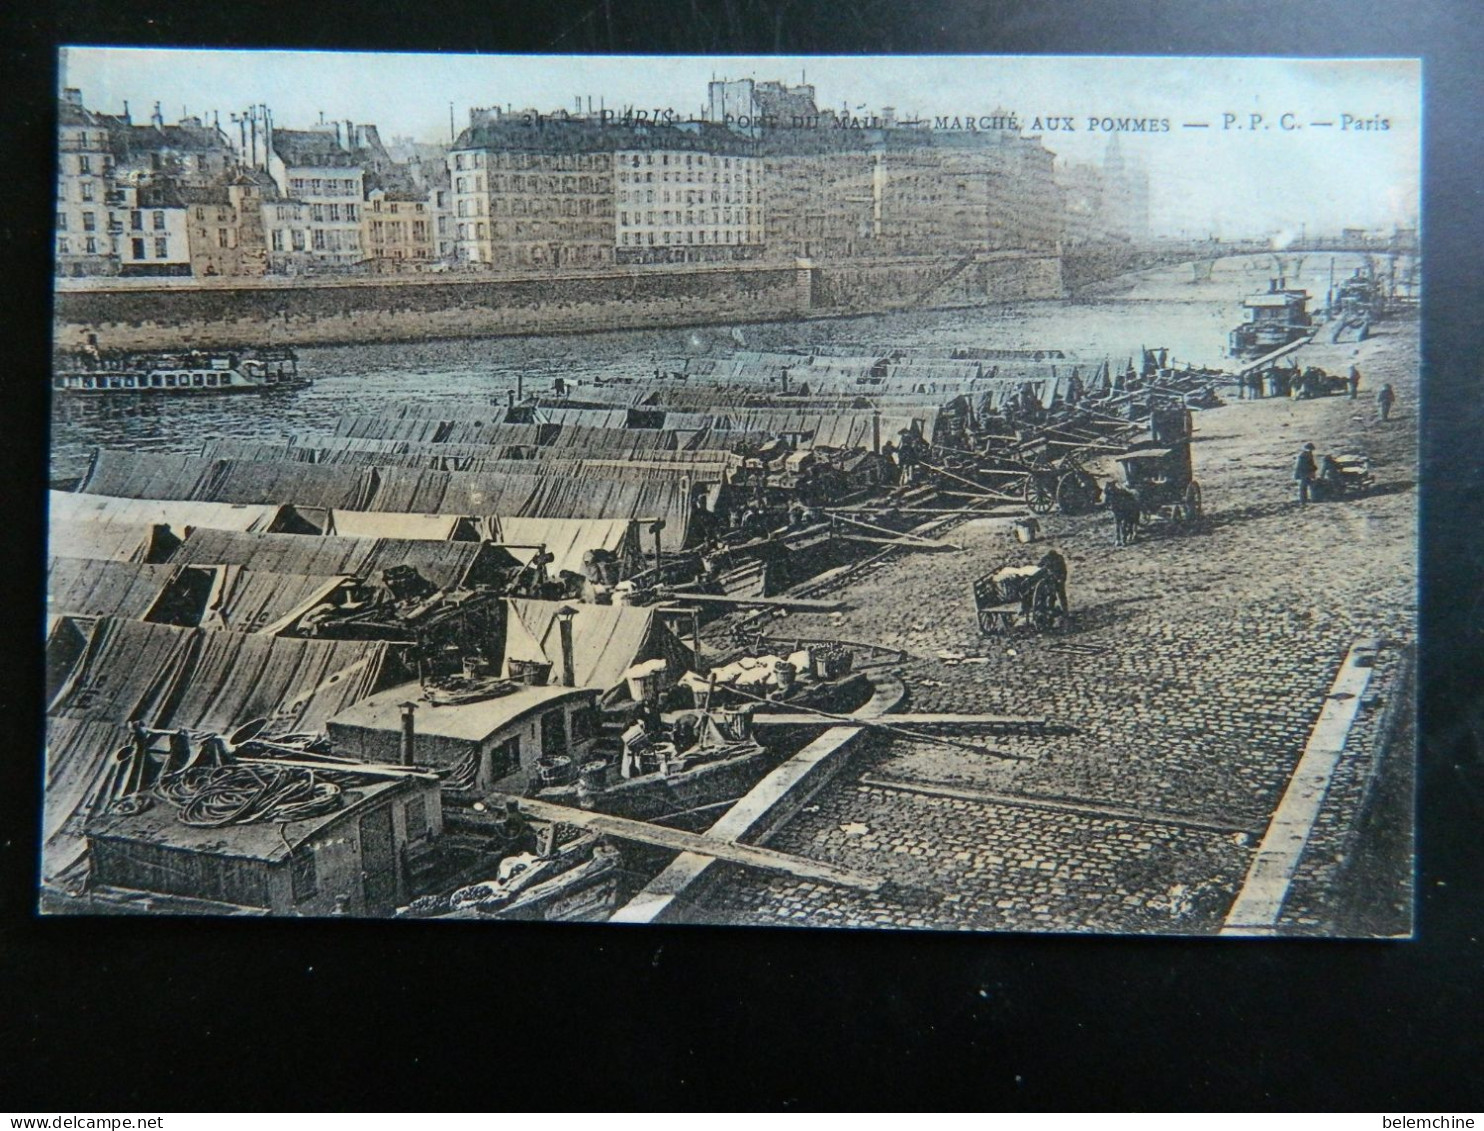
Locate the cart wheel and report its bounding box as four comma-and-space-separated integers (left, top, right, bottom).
1184, 481, 1203, 521
1029, 578, 1062, 632
978, 610, 1012, 635
1025, 474, 1056, 515
1056, 470, 1099, 515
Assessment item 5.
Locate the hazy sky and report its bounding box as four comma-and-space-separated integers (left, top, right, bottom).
64, 49, 1419, 239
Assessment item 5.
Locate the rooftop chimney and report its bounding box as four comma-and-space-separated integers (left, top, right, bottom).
399, 702, 418, 766
556, 606, 578, 688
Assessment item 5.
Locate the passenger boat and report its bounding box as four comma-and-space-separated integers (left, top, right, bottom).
51, 347, 309, 395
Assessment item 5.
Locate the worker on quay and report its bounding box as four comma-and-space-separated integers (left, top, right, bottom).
1294, 442, 1318, 506
1038, 547, 1070, 616
895, 428, 922, 486
1378, 383, 1396, 422
1349, 364, 1362, 400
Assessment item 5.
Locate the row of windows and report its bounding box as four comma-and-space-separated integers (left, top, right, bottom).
619, 229, 759, 246
456, 174, 609, 195
368, 220, 430, 243
617, 167, 755, 184
453, 151, 610, 172
618, 153, 753, 169
58, 210, 170, 233
619, 209, 757, 227
288, 177, 359, 197
309, 202, 359, 223
59, 371, 233, 390
454, 220, 611, 242
127, 237, 173, 260
266, 228, 362, 252
456, 197, 603, 218
69, 154, 113, 176
618, 189, 758, 205
59, 235, 174, 259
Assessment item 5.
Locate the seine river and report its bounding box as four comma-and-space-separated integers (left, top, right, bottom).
50, 253, 1359, 481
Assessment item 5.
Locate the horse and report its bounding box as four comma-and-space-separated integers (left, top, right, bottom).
1105, 481, 1142, 546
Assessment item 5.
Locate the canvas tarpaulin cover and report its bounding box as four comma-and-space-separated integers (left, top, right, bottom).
76, 450, 220, 500
46, 558, 174, 621
202, 566, 350, 634
49, 517, 170, 563
51, 489, 279, 534
49, 617, 392, 734
488, 516, 640, 578
326, 509, 471, 541
167, 529, 494, 591
504, 598, 689, 693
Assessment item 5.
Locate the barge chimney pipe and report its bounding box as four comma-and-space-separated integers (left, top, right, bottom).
556, 606, 578, 688
872, 410, 881, 455
399, 701, 418, 766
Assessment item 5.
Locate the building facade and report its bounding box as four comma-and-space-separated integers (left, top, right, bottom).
115, 183, 191, 277
181, 174, 272, 277
363, 185, 436, 265
448, 114, 615, 269
268, 128, 367, 269
613, 147, 763, 264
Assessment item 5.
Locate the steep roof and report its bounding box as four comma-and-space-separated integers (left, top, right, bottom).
271, 128, 362, 170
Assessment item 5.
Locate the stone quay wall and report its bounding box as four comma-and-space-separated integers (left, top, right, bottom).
52, 253, 1064, 351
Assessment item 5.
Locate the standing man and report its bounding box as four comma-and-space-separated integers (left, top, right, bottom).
1348, 364, 1362, 400
1038, 547, 1070, 616
1294, 442, 1318, 505
1378, 383, 1396, 422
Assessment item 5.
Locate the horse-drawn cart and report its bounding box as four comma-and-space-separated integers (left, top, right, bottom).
1312, 453, 1375, 500
973, 564, 1067, 635
1112, 440, 1202, 526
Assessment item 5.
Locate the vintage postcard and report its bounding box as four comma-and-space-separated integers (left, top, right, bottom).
44, 50, 1419, 934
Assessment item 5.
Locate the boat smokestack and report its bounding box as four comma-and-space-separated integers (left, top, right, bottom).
872, 410, 881, 455
399, 701, 417, 766
556, 606, 578, 688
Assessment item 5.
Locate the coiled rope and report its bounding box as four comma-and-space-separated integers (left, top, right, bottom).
153, 765, 342, 827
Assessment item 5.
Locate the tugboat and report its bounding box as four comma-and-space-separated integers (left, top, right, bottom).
1229, 278, 1314, 359
52, 344, 309, 395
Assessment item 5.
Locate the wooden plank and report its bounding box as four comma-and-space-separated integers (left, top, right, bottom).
499, 794, 885, 893
826, 510, 961, 549
837, 534, 959, 551
830, 507, 1028, 517
752, 712, 1047, 728
1233, 331, 1318, 376
664, 592, 847, 612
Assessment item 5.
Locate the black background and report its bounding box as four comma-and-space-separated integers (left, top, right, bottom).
3, 0, 1482, 1112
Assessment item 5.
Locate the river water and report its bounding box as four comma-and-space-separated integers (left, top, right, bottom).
49, 253, 1365, 481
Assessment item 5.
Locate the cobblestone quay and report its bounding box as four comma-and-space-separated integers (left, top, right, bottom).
694, 308, 1417, 936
